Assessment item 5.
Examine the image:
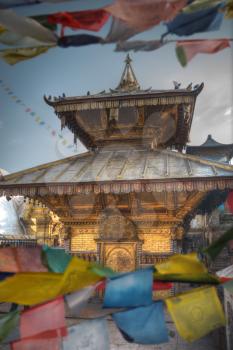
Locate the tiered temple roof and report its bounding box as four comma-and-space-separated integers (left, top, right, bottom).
187, 134, 233, 163
44, 55, 204, 151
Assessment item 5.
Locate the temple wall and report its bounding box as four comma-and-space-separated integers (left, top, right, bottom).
139, 233, 171, 253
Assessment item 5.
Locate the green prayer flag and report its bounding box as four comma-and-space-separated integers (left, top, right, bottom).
42, 245, 72, 273
223, 280, 233, 293
90, 264, 117, 278
0, 310, 19, 343
203, 226, 233, 261
153, 272, 220, 284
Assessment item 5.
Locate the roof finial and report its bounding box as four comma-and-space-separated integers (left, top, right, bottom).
116, 54, 140, 92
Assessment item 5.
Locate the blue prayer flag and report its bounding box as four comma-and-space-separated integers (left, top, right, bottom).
103, 268, 153, 308
166, 3, 224, 37
113, 302, 168, 344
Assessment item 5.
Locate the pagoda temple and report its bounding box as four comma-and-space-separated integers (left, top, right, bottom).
1, 55, 233, 273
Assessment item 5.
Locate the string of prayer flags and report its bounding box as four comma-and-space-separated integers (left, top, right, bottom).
155, 252, 207, 275
58, 34, 103, 48
105, 0, 187, 32
42, 245, 71, 273
48, 9, 110, 36
62, 319, 110, 350
115, 39, 167, 52
0, 80, 74, 150
103, 268, 153, 308
0, 309, 19, 343
203, 226, 233, 261
164, 3, 224, 37
0, 10, 57, 44
0, 257, 101, 305
113, 302, 168, 344
165, 287, 226, 342
176, 39, 230, 66
20, 297, 67, 339
0, 247, 47, 273
0, 45, 54, 65
182, 0, 223, 14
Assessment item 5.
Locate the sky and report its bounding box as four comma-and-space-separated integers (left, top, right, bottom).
0, 0, 233, 174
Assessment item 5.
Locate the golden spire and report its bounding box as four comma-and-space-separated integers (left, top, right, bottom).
116, 54, 140, 92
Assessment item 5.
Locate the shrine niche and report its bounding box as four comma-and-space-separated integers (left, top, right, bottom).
99, 207, 138, 241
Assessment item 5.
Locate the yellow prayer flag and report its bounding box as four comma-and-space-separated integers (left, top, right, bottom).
0, 26, 6, 35
0, 46, 53, 65
166, 287, 226, 342
155, 252, 207, 275
0, 257, 101, 305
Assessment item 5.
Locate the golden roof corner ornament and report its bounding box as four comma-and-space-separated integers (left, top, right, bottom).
116, 54, 141, 92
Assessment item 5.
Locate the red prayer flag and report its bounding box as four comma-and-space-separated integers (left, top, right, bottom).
48, 9, 110, 35
105, 0, 186, 31
0, 247, 47, 273
153, 281, 173, 291
176, 39, 230, 66
11, 337, 61, 350
96, 280, 172, 291
226, 191, 233, 214
20, 297, 67, 339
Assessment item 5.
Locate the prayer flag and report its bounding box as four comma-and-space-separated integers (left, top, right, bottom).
182, 0, 223, 13
20, 297, 67, 339
203, 226, 233, 260
104, 17, 139, 43
65, 284, 97, 316
223, 280, 233, 293
154, 272, 220, 284
176, 39, 230, 66
0, 257, 101, 305
0, 10, 57, 43
0, 309, 19, 343
225, 0, 233, 18
58, 34, 102, 48
217, 265, 233, 279
0, 46, 53, 65
155, 252, 207, 275
42, 245, 71, 273
0, 30, 48, 46
48, 9, 110, 33
0, 247, 47, 273
115, 39, 166, 52
113, 302, 168, 344
90, 264, 116, 278
166, 287, 226, 342
104, 268, 153, 308
11, 337, 62, 350
62, 319, 110, 350
165, 3, 224, 37
105, 0, 186, 31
